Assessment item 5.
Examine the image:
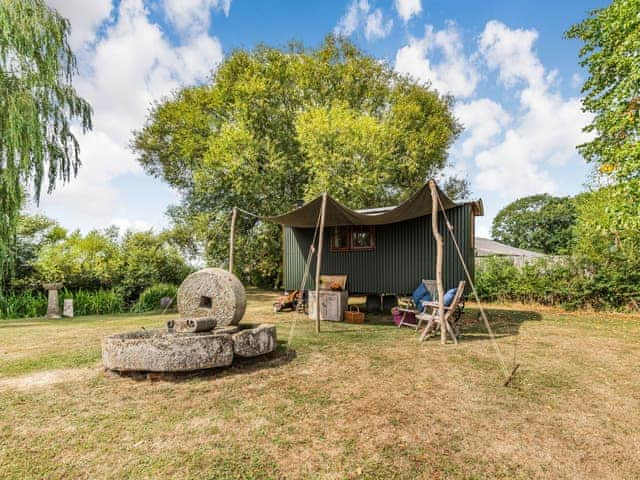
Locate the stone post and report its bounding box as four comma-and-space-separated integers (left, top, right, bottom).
63, 298, 74, 318
43, 283, 63, 319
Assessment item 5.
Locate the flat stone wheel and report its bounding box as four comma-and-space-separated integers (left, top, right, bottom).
102, 330, 234, 372
177, 268, 246, 326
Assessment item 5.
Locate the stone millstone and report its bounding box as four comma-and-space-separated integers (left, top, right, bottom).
102, 330, 234, 372
177, 268, 246, 327
232, 324, 277, 358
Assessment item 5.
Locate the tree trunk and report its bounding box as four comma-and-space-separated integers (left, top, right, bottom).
428, 181, 446, 345
314, 193, 328, 334
229, 207, 237, 273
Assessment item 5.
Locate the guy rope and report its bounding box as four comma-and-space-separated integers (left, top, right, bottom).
434, 191, 520, 386
286, 207, 322, 352
231, 205, 323, 354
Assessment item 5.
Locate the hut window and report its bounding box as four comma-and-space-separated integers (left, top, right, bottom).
330, 227, 350, 251
351, 226, 375, 250
330, 226, 376, 252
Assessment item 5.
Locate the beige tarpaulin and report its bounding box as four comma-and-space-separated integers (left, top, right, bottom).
262, 181, 478, 227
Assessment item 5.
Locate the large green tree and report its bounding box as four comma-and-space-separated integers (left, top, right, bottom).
491, 194, 577, 254
133, 37, 462, 286
573, 184, 640, 262
565, 0, 640, 308
566, 0, 640, 180
0, 0, 92, 292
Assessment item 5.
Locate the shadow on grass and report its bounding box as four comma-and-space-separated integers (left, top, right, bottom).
456, 307, 542, 342
0, 322, 44, 329
316, 306, 542, 344
316, 317, 394, 334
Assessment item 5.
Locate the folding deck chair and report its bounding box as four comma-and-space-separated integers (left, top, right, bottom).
416, 280, 466, 341
396, 280, 437, 329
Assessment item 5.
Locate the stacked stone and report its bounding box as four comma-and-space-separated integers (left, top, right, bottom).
102, 268, 277, 373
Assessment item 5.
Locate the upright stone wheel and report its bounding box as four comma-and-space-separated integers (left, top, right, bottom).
177, 268, 246, 326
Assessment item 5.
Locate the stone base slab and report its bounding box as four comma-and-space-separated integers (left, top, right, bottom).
102, 330, 234, 372
102, 324, 276, 373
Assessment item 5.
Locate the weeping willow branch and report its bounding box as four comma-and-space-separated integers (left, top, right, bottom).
0, 0, 92, 294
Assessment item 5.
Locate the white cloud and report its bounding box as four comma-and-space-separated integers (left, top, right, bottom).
335, 0, 364, 36
454, 99, 511, 157
76, 0, 222, 144
39, 0, 225, 231
394, 0, 421, 23
335, 0, 393, 41
365, 9, 393, 40
163, 0, 231, 33
394, 22, 479, 98
35, 126, 145, 221
474, 131, 558, 196
479, 20, 545, 90
456, 21, 592, 197
47, 0, 112, 49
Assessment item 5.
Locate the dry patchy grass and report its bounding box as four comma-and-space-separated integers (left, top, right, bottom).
0, 290, 639, 479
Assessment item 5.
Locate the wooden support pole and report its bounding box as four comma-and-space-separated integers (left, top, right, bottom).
314, 193, 328, 334
428, 180, 446, 345
229, 207, 237, 273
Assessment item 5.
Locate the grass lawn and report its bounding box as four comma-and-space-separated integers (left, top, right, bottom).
1, 290, 639, 479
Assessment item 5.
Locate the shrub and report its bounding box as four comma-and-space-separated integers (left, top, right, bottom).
132, 283, 178, 313
1, 288, 129, 319
476, 256, 573, 306
62, 288, 125, 316
475, 257, 519, 302
475, 255, 640, 311
0, 291, 48, 319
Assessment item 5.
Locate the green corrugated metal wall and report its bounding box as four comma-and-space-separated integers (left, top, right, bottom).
283, 204, 475, 294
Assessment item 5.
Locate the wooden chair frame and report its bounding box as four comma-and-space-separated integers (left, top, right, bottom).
396, 279, 437, 329
396, 306, 420, 329
416, 281, 466, 341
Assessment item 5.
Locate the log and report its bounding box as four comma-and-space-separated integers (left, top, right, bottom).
169, 317, 217, 333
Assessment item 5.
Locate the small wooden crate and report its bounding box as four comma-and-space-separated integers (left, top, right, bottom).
344, 306, 365, 324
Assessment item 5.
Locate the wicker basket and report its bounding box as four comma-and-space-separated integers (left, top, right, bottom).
344, 306, 365, 324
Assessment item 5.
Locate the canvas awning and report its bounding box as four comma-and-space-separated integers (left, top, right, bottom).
262, 181, 483, 228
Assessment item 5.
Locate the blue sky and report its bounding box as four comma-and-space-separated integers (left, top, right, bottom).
38, 0, 606, 237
